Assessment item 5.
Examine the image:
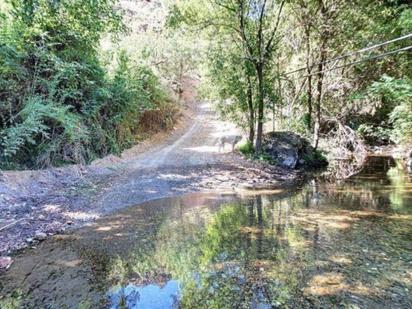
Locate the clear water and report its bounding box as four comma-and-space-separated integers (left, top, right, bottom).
1, 156, 411, 308
107, 280, 180, 309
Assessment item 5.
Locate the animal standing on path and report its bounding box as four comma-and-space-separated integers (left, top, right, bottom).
216, 135, 242, 152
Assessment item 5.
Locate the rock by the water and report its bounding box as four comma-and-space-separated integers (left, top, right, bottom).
262, 131, 327, 169
0, 256, 13, 270
34, 231, 47, 241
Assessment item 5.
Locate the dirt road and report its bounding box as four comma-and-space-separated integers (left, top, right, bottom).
0, 98, 297, 256
126, 102, 239, 168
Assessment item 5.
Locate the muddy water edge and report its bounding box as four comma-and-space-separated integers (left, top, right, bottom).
0, 156, 411, 308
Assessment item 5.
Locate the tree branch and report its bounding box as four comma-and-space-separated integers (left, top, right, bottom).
237, 0, 255, 62
257, 0, 268, 62
264, 0, 285, 58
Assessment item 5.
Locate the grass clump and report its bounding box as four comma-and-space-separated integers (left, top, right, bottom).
237, 140, 255, 156
237, 141, 278, 165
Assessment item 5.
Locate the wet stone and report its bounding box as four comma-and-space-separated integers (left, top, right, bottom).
34, 232, 47, 241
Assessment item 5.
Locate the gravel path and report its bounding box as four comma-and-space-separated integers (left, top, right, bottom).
0, 100, 298, 257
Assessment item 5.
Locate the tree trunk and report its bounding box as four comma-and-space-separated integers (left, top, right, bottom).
247, 75, 255, 144
255, 64, 264, 153
313, 45, 326, 150
249, 201, 255, 226
272, 100, 275, 132
313, 1, 327, 150
178, 59, 184, 102
305, 27, 313, 131
256, 196, 263, 255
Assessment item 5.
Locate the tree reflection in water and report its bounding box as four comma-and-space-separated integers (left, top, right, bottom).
102, 157, 411, 308
106, 195, 305, 308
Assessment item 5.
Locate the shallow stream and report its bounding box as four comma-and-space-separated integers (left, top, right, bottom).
1, 156, 411, 308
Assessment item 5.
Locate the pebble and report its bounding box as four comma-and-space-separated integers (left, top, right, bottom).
0, 256, 13, 270
34, 231, 47, 241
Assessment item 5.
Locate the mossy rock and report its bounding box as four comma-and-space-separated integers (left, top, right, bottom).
262, 131, 327, 169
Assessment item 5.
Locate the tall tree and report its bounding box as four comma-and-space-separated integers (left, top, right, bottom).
236, 0, 286, 152
172, 0, 285, 152
207, 40, 257, 144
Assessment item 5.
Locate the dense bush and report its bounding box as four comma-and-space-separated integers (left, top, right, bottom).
357, 76, 412, 145
0, 0, 172, 169
237, 140, 255, 157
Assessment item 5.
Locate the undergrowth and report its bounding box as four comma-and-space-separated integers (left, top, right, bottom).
237, 140, 278, 165
237, 140, 255, 156
0, 1, 177, 169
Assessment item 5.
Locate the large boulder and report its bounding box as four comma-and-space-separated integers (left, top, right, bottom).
262, 131, 327, 169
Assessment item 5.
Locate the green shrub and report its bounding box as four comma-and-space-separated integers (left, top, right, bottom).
357, 123, 392, 145
0, 1, 173, 169
238, 140, 280, 164
302, 149, 328, 168
256, 152, 278, 165
237, 140, 254, 156
1, 95, 89, 166
369, 76, 412, 144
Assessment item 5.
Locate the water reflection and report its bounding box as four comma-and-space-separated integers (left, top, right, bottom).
107, 280, 180, 309
314, 156, 412, 213
0, 157, 411, 308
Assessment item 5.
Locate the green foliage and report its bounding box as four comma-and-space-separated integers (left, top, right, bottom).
208, 44, 256, 135
99, 52, 169, 154
2, 0, 409, 168
78, 301, 92, 309
398, 8, 412, 34
237, 140, 255, 156
171, 0, 410, 154
238, 139, 279, 164
357, 124, 392, 144
0, 0, 171, 168
283, 113, 312, 137
172, 0, 284, 151
256, 152, 278, 165
0, 289, 22, 309
357, 76, 412, 144
302, 149, 328, 168
1, 95, 87, 166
